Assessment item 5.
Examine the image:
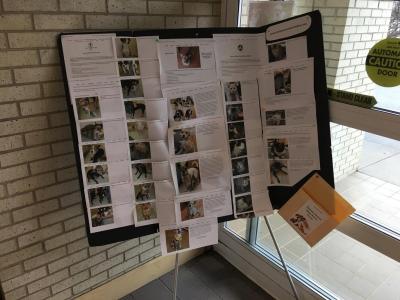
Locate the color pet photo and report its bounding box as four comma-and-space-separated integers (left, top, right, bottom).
136, 202, 157, 221
224, 81, 242, 102
170, 96, 196, 122
88, 186, 111, 207
266, 110, 286, 126
134, 182, 156, 201
228, 122, 245, 140
130, 142, 151, 161
76, 97, 101, 120
235, 195, 253, 214
132, 163, 152, 181
177, 46, 201, 69
267, 138, 289, 159
166, 228, 190, 253
230, 139, 247, 158
124, 100, 146, 120
91, 206, 114, 227
116, 37, 138, 58
127, 121, 148, 141
173, 127, 198, 155
176, 159, 201, 193
232, 157, 249, 176
85, 164, 109, 185
82, 144, 107, 164
226, 104, 244, 122
180, 199, 204, 221
121, 79, 144, 98
274, 69, 291, 95
289, 213, 310, 235
133, 60, 140, 76
233, 176, 251, 195
118, 61, 135, 77
80, 122, 104, 142
268, 42, 287, 62
270, 160, 289, 184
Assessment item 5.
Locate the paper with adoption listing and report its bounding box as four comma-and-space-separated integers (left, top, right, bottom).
158, 38, 217, 86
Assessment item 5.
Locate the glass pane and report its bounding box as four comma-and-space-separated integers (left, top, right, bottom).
226, 218, 248, 240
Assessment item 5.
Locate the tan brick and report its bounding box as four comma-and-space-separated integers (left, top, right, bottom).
86, 15, 128, 29
0, 264, 24, 282
0, 33, 7, 49
44, 226, 86, 251
49, 111, 70, 127
64, 214, 84, 231
0, 116, 48, 136
39, 49, 60, 65
39, 203, 82, 227
0, 50, 39, 68
43, 82, 66, 97
72, 271, 107, 294
108, 0, 147, 13
107, 238, 139, 257
7, 172, 56, 196
198, 16, 219, 27
34, 14, 84, 30
0, 243, 43, 269
56, 166, 78, 182
0, 145, 51, 167
61, 0, 106, 12
20, 98, 66, 116
108, 256, 139, 278
0, 192, 34, 213
0, 239, 17, 256
48, 288, 73, 300
14, 66, 62, 84
12, 199, 59, 223
27, 269, 69, 294
0, 84, 41, 103
30, 153, 75, 175
50, 271, 88, 295
129, 16, 165, 29
91, 254, 123, 276
51, 141, 74, 156
166, 17, 196, 28
149, 1, 182, 15
0, 185, 5, 198
8, 32, 59, 48
24, 247, 67, 271
70, 252, 106, 275
0, 164, 29, 184
5, 286, 27, 299
140, 244, 160, 261
3, 0, 58, 11
25, 126, 71, 146
18, 223, 63, 248
60, 191, 81, 208
0, 14, 32, 30
35, 179, 79, 201
125, 239, 154, 259
48, 249, 87, 274
88, 243, 116, 256
67, 237, 88, 254
0, 212, 11, 227
26, 288, 51, 300
184, 3, 212, 15
212, 3, 221, 16
0, 103, 19, 120
0, 135, 24, 152
0, 219, 38, 242
0, 70, 13, 85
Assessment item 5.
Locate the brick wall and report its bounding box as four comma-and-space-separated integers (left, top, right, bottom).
0, 1, 221, 299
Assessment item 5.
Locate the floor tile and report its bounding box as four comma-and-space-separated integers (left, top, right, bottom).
130, 279, 173, 300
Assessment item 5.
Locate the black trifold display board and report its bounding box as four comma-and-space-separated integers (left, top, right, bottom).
59, 10, 334, 246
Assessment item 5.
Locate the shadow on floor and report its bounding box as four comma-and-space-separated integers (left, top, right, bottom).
120, 250, 275, 300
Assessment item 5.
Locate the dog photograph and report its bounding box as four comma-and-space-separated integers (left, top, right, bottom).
121, 79, 144, 98
115, 37, 138, 58
180, 199, 204, 222
267, 138, 289, 159
233, 176, 251, 195
274, 69, 291, 95
88, 186, 111, 207
82, 144, 107, 164
173, 127, 198, 155
224, 81, 242, 102
176, 159, 201, 193
266, 110, 286, 126
134, 182, 156, 202
127, 121, 148, 141
235, 194, 253, 214
75, 97, 101, 120
226, 104, 244, 122
80, 122, 104, 142
229, 139, 247, 158
170, 96, 196, 122
136, 202, 157, 221
125, 100, 146, 120
118, 61, 135, 77
85, 164, 109, 185
176, 46, 201, 69
132, 163, 153, 181
289, 213, 310, 235
232, 157, 249, 176
228, 122, 245, 140
129, 142, 151, 161
268, 42, 287, 63
91, 206, 114, 227
133, 60, 140, 76
270, 160, 289, 184
166, 227, 189, 253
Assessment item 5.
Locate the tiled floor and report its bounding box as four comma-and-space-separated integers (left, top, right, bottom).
120, 251, 274, 300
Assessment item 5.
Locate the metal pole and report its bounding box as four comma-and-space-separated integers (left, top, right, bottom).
172, 252, 179, 300
263, 216, 300, 300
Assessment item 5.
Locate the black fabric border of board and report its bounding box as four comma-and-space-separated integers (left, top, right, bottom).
57, 10, 333, 246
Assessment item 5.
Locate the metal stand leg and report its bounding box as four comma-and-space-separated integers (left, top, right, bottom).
263, 216, 300, 300
172, 252, 179, 300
